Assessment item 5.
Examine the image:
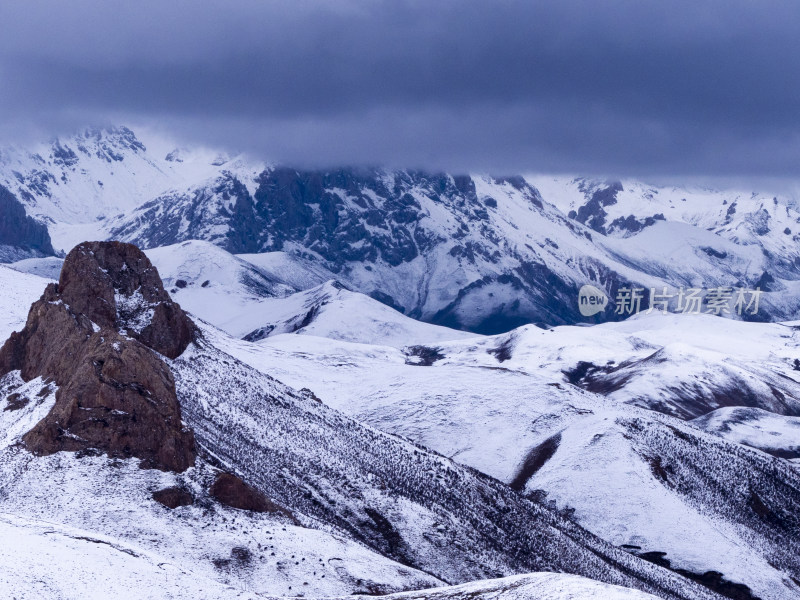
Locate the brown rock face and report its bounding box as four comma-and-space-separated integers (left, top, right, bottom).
57, 241, 196, 359
210, 473, 286, 514
153, 487, 194, 509
0, 241, 196, 472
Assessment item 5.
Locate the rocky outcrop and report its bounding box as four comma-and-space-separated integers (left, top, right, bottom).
56, 241, 196, 359
153, 487, 194, 509
569, 179, 623, 234
210, 473, 287, 515
0, 241, 196, 471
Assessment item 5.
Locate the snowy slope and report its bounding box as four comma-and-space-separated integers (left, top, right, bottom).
237, 251, 339, 291
0, 516, 659, 600
144, 240, 296, 308
0, 265, 54, 340
0, 351, 708, 600
692, 407, 800, 458
8, 256, 64, 280
168, 325, 718, 600
0, 529, 659, 600
348, 572, 660, 600
228, 280, 479, 347
216, 314, 800, 600
0, 448, 440, 599
232, 313, 800, 472
142, 241, 475, 347
0, 513, 266, 600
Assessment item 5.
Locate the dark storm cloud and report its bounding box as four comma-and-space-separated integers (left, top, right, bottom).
1, 0, 799, 175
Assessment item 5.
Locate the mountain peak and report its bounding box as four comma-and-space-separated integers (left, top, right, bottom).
59, 241, 197, 358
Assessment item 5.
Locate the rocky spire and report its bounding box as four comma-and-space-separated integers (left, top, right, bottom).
0, 241, 197, 471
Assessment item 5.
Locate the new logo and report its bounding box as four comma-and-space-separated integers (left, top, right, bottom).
578, 284, 608, 317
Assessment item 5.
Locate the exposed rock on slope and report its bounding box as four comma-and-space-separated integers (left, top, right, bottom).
0, 241, 196, 471
210, 472, 288, 514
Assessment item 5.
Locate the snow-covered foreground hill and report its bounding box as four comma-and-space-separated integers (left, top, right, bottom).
0, 512, 657, 600
214, 314, 800, 600
0, 252, 723, 600
347, 573, 661, 600
0, 455, 438, 599
3, 256, 800, 600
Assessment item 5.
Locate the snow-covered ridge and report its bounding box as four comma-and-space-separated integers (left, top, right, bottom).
141, 240, 477, 347
103, 164, 800, 329
0, 126, 265, 251
530, 175, 800, 244
5, 126, 800, 331
693, 407, 800, 458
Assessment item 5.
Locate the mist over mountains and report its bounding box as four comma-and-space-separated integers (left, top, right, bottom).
3, 126, 800, 332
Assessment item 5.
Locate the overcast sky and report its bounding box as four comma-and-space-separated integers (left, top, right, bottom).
1, 1, 799, 177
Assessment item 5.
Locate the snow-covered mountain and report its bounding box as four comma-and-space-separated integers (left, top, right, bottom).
531, 175, 800, 247
4, 126, 800, 332
3, 127, 800, 599
0, 126, 264, 252
102, 164, 800, 330
104, 168, 624, 331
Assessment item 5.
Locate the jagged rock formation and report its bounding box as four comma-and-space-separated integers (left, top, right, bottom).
0, 241, 196, 471
0, 185, 54, 260
56, 241, 197, 359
